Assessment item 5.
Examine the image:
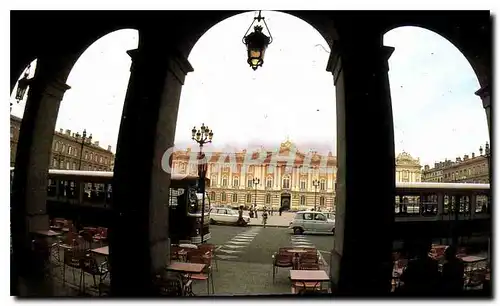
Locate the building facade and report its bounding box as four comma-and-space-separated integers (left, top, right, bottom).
422, 143, 490, 184
172, 140, 337, 211
11, 114, 114, 171
395, 152, 422, 183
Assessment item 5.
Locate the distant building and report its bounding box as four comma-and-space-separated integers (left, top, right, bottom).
395, 152, 422, 182
10, 114, 114, 171
422, 143, 490, 184
172, 139, 337, 211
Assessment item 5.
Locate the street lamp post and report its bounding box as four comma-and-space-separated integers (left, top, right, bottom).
75, 129, 91, 170
312, 179, 319, 211
253, 178, 260, 212
192, 124, 214, 243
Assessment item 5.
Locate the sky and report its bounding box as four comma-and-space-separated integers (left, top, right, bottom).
9, 11, 489, 167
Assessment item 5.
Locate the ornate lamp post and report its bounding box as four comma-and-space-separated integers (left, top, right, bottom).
192, 123, 213, 243
312, 179, 319, 211
253, 178, 260, 211
75, 129, 92, 170
242, 10, 273, 71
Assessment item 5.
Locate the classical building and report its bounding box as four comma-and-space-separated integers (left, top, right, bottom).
423, 143, 490, 184
10, 114, 114, 171
395, 152, 422, 183
172, 140, 337, 211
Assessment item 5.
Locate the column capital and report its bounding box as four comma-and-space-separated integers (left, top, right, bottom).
29, 76, 71, 100
127, 48, 193, 85
475, 84, 490, 108
327, 40, 394, 86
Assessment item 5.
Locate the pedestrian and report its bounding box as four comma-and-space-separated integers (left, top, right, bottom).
262, 208, 268, 228
237, 205, 245, 226
254, 205, 258, 218
249, 207, 254, 218
279, 206, 282, 216
270, 206, 273, 216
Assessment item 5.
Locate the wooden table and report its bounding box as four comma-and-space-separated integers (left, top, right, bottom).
461, 255, 487, 263
32, 230, 63, 237
166, 261, 205, 274
166, 261, 206, 296
290, 270, 330, 294
91, 246, 109, 256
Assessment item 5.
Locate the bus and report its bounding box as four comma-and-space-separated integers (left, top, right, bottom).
11, 168, 211, 244
394, 181, 490, 217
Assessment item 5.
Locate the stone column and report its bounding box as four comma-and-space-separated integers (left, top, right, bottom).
11, 56, 73, 295
109, 28, 193, 296
327, 33, 396, 295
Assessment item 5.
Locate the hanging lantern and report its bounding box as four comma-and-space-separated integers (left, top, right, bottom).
242, 11, 273, 71
15, 66, 32, 102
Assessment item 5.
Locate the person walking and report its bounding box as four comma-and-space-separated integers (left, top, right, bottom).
262, 208, 268, 228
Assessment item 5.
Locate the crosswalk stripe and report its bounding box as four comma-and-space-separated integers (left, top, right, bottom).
222, 244, 246, 249
226, 240, 252, 245
231, 237, 255, 241
217, 249, 243, 254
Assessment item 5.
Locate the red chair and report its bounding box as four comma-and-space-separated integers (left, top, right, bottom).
272, 252, 293, 283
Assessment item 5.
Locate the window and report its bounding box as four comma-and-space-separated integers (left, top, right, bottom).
232, 193, 238, 203
210, 191, 216, 201
247, 177, 253, 188
66, 161, 70, 169
72, 162, 76, 170
222, 176, 228, 187
314, 213, 326, 221
246, 193, 252, 203
320, 196, 325, 207
233, 177, 239, 187
211, 175, 217, 186
62, 144, 66, 153
100, 156, 103, 163
303, 213, 313, 220
266, 177, 273, 188
221, 192, 226, 202
85, 151, 88, 160
282, 176, 290, 189
90, 153, 93, 161
300, 195, 306, 206
249, 165, 254, 172
300, 180, 306, 190
265, 194, 271, 204
68, 146, 72, 154
53, 159, 57, 167
320, 179, 326, 191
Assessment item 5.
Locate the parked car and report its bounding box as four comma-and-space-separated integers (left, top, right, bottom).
209, 207, 250, 226
289, 211, 335, 235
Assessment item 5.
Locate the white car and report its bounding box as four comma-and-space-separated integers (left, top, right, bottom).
209, 207, 250, 226
289, 211, 335, 235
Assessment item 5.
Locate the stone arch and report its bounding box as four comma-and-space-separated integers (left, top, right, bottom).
381, 18, 490, 88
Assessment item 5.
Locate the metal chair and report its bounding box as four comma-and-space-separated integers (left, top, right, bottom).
80, 256, 109, 295
198, 244, 218, 271
272, 252, 293, 283
187, 254, 214, 295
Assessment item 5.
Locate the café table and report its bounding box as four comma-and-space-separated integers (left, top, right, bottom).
166, 261, 206, 296
91, 246, 109, 256
290, 270, 330, 294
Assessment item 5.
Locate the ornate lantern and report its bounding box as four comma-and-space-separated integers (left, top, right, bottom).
242, 11, 273, 71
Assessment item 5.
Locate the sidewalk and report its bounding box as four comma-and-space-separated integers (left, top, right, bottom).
247, 211, 295, 228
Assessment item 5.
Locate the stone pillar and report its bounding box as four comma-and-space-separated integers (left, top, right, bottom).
109, 29, 193, 296
327, 34, 396, 295
475, 84, 491, 140
11, 56, 72, 295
